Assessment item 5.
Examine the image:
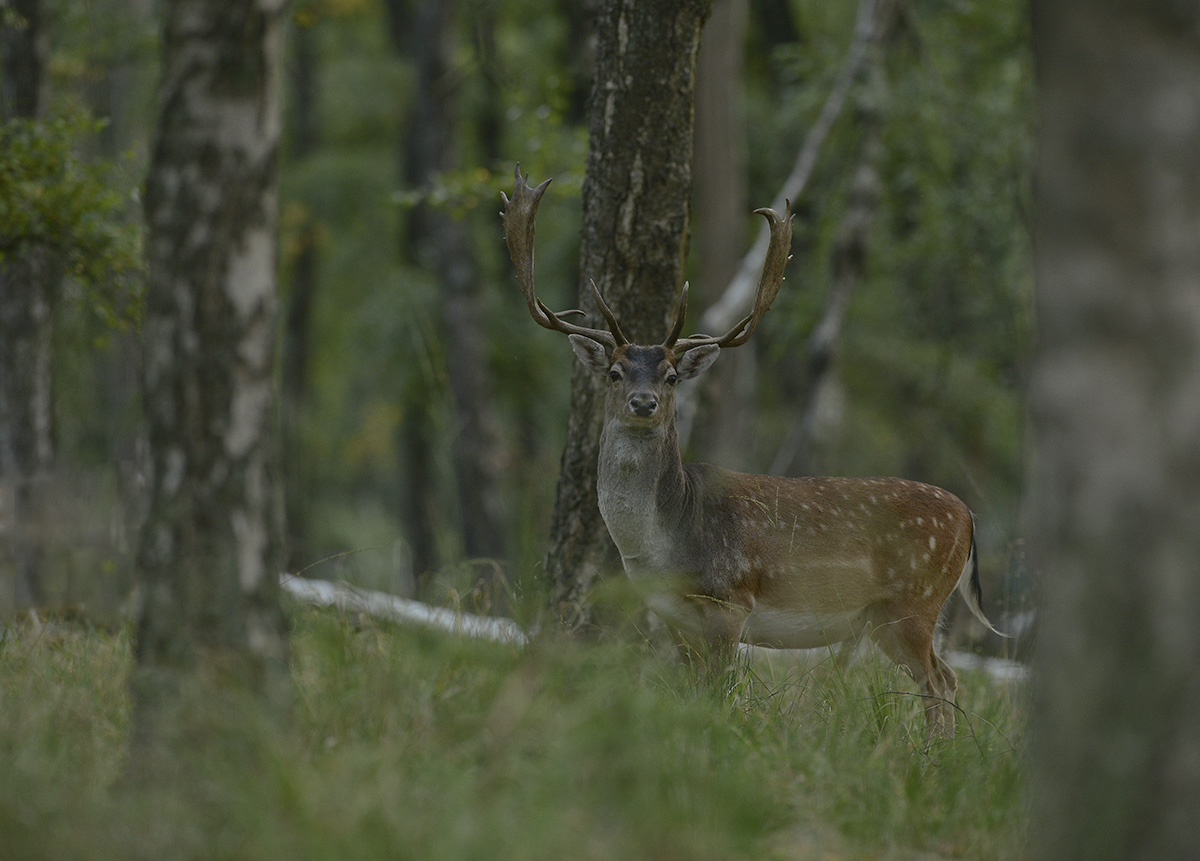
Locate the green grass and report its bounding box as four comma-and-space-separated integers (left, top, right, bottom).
0, 611, 1026, 859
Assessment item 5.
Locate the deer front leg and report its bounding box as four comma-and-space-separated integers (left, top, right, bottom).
670, 594, 750, 690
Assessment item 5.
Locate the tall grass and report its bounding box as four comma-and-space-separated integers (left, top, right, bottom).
0, 610, 1026, 859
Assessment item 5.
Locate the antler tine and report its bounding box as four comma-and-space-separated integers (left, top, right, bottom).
501, 164, 617, 349
662, 281, 689, 348
673, 202, 795, 352
589, 280, 628, 346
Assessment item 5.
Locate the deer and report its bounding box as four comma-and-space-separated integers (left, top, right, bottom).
501, 165, 1004, 739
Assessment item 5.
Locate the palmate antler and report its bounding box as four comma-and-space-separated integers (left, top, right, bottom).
501, 164, 794, 354
500, 165, 625, 349
666, 204, 794, 352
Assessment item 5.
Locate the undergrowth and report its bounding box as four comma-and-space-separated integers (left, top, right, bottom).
0, 610, 1026, 859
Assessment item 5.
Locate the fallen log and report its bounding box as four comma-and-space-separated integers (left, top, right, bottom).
280, 575, 529, 646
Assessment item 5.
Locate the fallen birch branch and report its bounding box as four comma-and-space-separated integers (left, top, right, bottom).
280, 576, 1028, 683
280, 574, 529, 646
677, 0, 884, 446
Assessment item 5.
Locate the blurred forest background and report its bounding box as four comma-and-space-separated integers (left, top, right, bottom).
1, 0, 1033, 634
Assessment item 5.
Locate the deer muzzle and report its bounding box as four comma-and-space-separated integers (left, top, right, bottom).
628, 392, 658, 418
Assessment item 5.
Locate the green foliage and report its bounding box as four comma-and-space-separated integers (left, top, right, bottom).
274, 0, 589, 584
0, 112, 143, 330
748, 0, 1033, 542
0, 612, 1026, 859
28, 0, 1034, 612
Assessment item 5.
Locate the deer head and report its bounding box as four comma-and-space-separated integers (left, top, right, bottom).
500, 164, 794, 398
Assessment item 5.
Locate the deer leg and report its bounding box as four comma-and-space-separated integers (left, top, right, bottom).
674, 595, 749, 688
867, 608, 957, 741
930, 649, 959, 738
833, 626, 867, 668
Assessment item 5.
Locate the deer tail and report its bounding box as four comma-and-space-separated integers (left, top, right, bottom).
957, 513, 1009, 638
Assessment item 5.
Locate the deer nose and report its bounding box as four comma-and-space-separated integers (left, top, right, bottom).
628, 393, 658, 418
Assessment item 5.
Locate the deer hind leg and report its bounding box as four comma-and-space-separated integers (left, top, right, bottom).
929, 648, 959, 737
867, 607, 958, 741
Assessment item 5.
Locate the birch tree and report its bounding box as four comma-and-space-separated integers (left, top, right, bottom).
131, 0, 290, 740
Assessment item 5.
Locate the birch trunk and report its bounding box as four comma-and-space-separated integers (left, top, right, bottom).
132, 0, 290, 734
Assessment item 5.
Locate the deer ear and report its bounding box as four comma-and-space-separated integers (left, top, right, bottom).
569, 334, 612, 375
676, 344, 720, 380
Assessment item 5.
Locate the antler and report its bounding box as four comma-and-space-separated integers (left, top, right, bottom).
666, 203, 795, 351
501, 164, 624, 349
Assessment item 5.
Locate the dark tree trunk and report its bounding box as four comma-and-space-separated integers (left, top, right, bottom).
400, 395, 439, 583
0, 0, 45, 118
556, 0, 602, 125
0, 0, 52, 620
545, 0, 712, 628
0, 251, 54, 615
399, 0, 508, 579
281, 18, 320, 572
1029, 1, 1200, 857
132, 0, 290, 739
691, 0, 752, 470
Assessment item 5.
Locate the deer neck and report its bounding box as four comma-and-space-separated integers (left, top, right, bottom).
596, 416, 688, 568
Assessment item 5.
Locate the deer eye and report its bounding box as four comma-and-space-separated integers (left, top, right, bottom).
666, 372, 679, 386
608, 368, 622, 382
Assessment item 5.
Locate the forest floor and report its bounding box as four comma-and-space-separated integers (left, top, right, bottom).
0, 606, 1027, 859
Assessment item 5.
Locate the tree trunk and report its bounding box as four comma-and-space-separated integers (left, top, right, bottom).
545, 0, 712, 628
691, 0, 753, 470
0, 251, 55, 616
1028, 1, 1200, 857
0, 0, 45, 118
399, 0, 508, 579
281, 18, 320, 572
132, 0, 290, 740
0, 0, 52, 621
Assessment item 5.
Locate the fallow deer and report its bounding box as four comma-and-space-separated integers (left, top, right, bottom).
501, 166, 1003, 739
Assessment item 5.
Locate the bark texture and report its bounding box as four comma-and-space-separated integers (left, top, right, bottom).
545, 0, 712, 627
1029, 1, 1200, 857
132, 0, 290, 726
